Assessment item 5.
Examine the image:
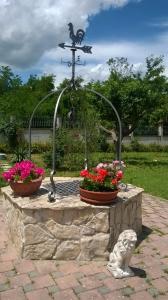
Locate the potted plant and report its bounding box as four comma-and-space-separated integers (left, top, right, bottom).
80, 161, 125, 205
2, 160, 45, 196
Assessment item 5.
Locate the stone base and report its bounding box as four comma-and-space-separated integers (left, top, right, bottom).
1, 178, 143, 260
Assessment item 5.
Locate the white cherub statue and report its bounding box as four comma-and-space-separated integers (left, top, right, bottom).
107, 229, 137, 278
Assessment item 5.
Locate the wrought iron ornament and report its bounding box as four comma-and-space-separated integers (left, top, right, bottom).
28, 23, 122, 202
59, 23, 92, 86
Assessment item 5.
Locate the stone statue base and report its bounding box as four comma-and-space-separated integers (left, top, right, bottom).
107, 264, 134, 279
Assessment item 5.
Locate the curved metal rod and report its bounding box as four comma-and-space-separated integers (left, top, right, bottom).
49, 86, 69, 201
28, 85, 122, 201
80, 87, 122, 163
28, 90, 58, 159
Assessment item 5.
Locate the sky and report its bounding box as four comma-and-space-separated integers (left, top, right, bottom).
0, 0, 168, 85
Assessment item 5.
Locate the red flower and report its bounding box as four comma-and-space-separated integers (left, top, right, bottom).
96, 175, 105, 183
112, 178, 118, 185
97, 168, 108, 177
80, 169, 89, 177
116, 170, 123, 180
91, 174, 99, 182
80, 162, 125, 192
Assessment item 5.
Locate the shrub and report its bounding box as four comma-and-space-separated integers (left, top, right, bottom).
130, 138, 143, 152
0, 166, 7, 188
43, 129, 70, 168
0, 143, 10, 153
148, 143, 164, 152
97, 134, 109, 152
12, 145, 28, 163
43, 127, 102, 169
31, 142, 51, 154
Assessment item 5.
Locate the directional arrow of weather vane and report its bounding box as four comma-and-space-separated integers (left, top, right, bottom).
58, 22, 92, 86
59, 43, 92, 54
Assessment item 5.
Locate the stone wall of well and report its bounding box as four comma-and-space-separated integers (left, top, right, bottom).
2, 179, 143, 261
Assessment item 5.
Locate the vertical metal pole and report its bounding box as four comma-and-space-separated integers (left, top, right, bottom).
48, 86, 68, 202
71, 48, 76, 88
84, 125, 88, 170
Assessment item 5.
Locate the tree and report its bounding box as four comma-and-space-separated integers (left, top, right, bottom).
144, 56, 168, 125
0, 66, 22, 117
87, 56, 167, 158
0, 69, 56, 121
0, 66, 22, 94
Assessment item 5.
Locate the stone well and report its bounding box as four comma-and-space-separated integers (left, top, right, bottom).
1, 177, 143, 260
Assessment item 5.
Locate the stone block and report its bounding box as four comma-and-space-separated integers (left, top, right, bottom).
54, 241, 80, 260
23, 239, 58, 259
46, 220, 80, 240
78, 233, 109, 261
86, 212, 109, 233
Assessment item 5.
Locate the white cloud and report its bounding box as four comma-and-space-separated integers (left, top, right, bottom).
149, 20, 168, 28
35, 31, 168, 86
0, 0, 139, 68
2, 0, 167, 86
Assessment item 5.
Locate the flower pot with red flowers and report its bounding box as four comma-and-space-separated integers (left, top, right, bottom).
80, 161, 125, 205
2, 160, 45, 197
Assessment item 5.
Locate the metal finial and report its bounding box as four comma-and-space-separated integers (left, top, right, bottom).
58, 23, 92, 87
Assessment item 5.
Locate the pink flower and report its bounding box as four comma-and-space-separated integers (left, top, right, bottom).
96, 163, 104, 169
20, 169, 30, 180
2, 160, 45, 183
35, 168, 45, 176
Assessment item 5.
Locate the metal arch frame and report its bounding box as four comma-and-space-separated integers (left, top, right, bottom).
28, 86, 69, 202
28, 85, 122, 202
81, 87, 122, 163
48, 86, 122, 201
49, 86, 69, 199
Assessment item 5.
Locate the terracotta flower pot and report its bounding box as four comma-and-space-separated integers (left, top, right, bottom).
9, 176, 43, 197
80, 187, 119, 205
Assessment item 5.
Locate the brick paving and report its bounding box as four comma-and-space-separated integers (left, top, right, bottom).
0, 193, 168, 299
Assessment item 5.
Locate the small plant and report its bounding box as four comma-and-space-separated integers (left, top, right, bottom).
80, 161, 125, 192
2, 160, 45, 183
12, 145, 28, 163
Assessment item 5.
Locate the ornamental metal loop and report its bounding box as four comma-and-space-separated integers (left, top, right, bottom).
28, 85, 71, 202
80, 87, 122, 164
48, 85, 122, 202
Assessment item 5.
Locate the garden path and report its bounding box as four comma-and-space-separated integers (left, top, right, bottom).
0, 193, 168, 300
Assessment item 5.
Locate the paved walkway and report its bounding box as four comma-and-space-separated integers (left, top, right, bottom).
0, 193, 168, 300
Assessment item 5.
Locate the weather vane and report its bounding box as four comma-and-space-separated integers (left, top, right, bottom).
58, 23, 92, 87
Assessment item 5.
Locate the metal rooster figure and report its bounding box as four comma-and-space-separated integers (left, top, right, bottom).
68, 22, 85, 45
59, 23, 92, 87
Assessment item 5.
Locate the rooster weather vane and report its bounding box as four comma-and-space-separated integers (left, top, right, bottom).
59, 23, 92, 86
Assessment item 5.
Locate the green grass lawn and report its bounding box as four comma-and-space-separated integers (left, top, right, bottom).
122, 152, 168, 199
1, 151, 168, 200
